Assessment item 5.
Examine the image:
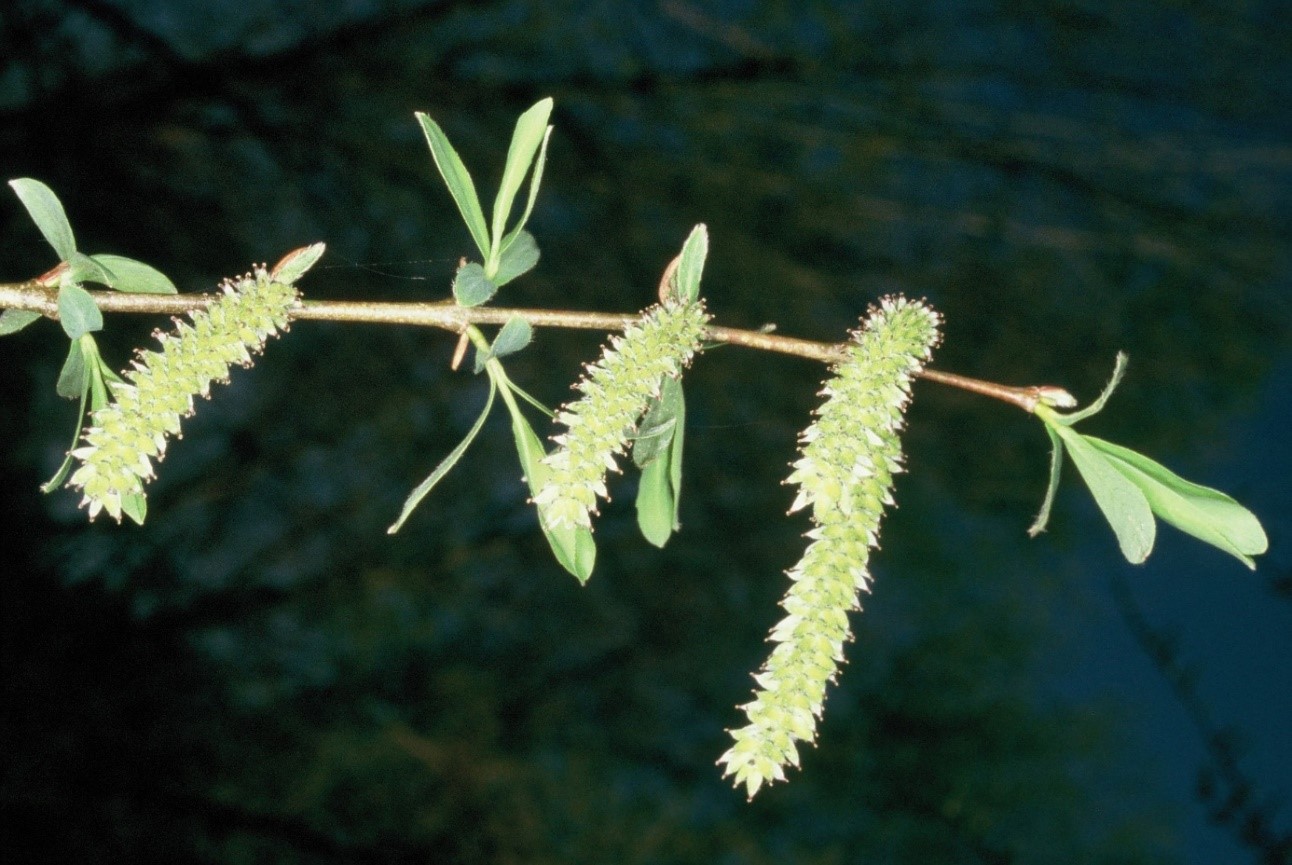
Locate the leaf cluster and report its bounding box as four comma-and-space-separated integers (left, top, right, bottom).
1029, 353, 1267, 569
390, 102, 714, 585
6, 178, 179, 500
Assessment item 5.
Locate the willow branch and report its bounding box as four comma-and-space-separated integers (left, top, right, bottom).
0, 280, 1050, 412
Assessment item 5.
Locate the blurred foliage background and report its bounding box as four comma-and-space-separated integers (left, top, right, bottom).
1, 1, 1288, 863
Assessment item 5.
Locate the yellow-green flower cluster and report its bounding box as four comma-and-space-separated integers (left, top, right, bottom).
69, 266, 299, 522
718, 296, 940, 797
535, 299, 709, 529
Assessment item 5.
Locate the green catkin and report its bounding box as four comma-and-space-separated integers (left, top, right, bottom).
535, 299, 709, 529
717, 296, 941, 798
68, 265, 299, 523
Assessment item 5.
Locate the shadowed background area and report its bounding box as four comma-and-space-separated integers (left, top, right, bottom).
1, 2, 1289, 863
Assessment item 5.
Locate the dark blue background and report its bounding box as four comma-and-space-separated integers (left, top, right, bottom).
2, 2, 1288, 863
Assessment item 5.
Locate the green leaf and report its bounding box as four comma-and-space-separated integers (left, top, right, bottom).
493, 230, 540, 287
633, 376, 683, 469
632, 414, 677, 469
1027, 423, 1065, 537
388, 378, 497, 534
87, 254, 178, 293
491, 316, 532, 359
674, 224, 709, 304
270, 243, 326, 286
634, 377, 686, 546
66, 252, 115, 288
79, 334, 111, 410
55, 337, 88, 399
500, 125, 552, 254
91, 340, 125, 388
41, 451, 78, 493
43, 335, 106, 493
1052, 424, 1155, 563
453, 262, 497, 307
504, 379, 554, 418
56, 282, 103, 339
121, 492, 147, 525
416, 112, 491, 259
1031, 353, 1263, 569
1085, 436, 1267, 569
40, 379, 89, 493
0, 308, 41, 335
514, 403, 597, 581
519, 412, 596, 581
489, 98, 553, 268
667, 384, 687, 528
636, 457, 675, 547
1053, 352, 1128, 426
41, 446, 79, 493
9, 178, 76, 260
475, 315, 534, 372
490, 364, 596, 582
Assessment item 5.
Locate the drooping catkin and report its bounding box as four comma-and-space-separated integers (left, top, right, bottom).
717, 296, 941, 797
68, 265, 299, 522
534, 299, 709, 529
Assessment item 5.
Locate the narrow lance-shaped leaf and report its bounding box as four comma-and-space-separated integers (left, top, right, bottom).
488, 98, 553, 272
504, 380, 554, 418
9, 178, 76, 260
416, 113, 491, 259
667, 385, 686, 528
674, 224, 709, 304
1027, 422, 1065, 537
42, 382, 90, 493
636, 458, 674, 547
43, 335, 110, 492
1053, 351, 1128, 426
388, 378, 497, 534
634, 376, 686, 546
488, 361, 596, 581
85, 335, 114, 410
42, 383, 88, 492
500, 125, 552, 254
